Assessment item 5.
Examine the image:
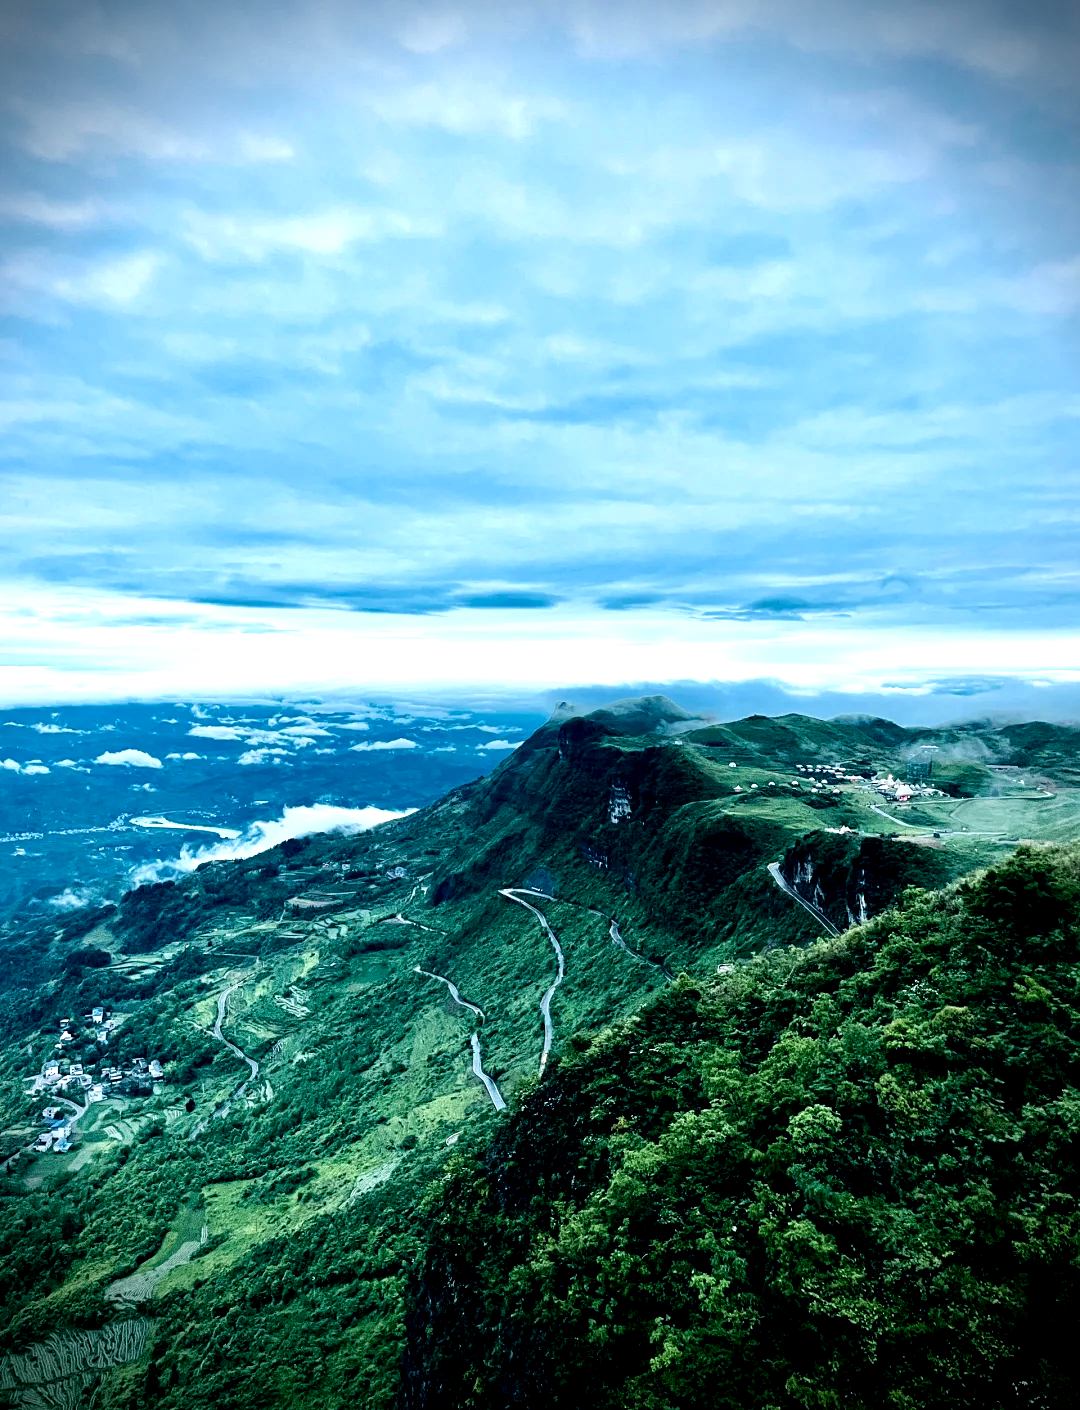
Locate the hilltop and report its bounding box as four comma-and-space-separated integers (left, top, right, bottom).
1, 698, 1079, 1410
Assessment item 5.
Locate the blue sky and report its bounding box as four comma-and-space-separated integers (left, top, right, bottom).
1, 0, 1078, 710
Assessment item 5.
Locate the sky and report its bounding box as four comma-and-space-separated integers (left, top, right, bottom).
1, 0, 1078, 714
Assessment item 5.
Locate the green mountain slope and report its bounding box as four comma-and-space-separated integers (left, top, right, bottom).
402, 843, 1080, 1410
1, 699, 1079, 1410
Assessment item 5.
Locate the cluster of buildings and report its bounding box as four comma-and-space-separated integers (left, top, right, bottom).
53, 1006, 114, 1052
33, 1113, 75, 1154
872, 773, 944, 804
724, 759, 944, 807
794, 763, 866, 788
33, 1053, 165, 1102
28, 1006, 168, 1155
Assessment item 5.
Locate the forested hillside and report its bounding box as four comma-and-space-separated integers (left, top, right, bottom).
1, 699, 1079, 1410
402, 842, 1080, 1408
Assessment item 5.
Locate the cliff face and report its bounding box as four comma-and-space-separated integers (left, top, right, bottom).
420, 714, 804, 962
779, 832, 958, 930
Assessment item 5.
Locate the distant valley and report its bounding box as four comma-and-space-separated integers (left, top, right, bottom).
0, 700, 543, 918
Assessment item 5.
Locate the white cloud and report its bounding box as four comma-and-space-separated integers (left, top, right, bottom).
366, 82, 566, 139
12, 99, 210, 162
48, 887, 98, 910
430, 745, 457, 752
128, 801, 415, 884
237, 747, 291, 765
50, 251, 160, 307
1001, 255, 1080, 315
337, 721, 370, 731
236, 133, 295, 162
476, 739, 517, 750
397, 11, 467, 54
2, 758, 50, 774
188, 724, 244, 740
94, 749, 163, 768
0, 194, 107, 229
349, 737, 419, 751
165, 751, 202, 759
183, 208, 439, 261
55, 758, 89, 770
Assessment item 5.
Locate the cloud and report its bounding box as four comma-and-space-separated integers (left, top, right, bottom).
128, 801, 415, 884
30, 722, 80, 733
366, 81, 566, 138
881, 675, 1014, 697
94, 749, 163, 768
0, 193, 109, 229
55, 758, 89, 770
183, 208, 439, 261
2, 758, 50, 774
48, 886, 98, 910
188, 725, 244, 741
165, 751, 202, 759
237, 747, 290, 764
11, 99, 210, 161
397, 11, 467, 54
0, 0, 1078, 695
476, 739, 517, 750
50, 251, 161, 307
349, 737, 419, 751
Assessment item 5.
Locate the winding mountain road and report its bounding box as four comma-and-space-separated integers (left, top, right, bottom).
211, 981, 260, 1091
604, 915, 674, 981
766, 862, 841, 937
189, 968, 260, 1138
500, 889, 565, 1076
412, 968, 506, 1110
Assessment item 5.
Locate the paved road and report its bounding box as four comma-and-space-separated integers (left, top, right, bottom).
766, 862, 841, 937
381, 911, 444, 933
211, 980, 260, 1090
605, 915, 674, 981
868, 803, 924, 829
413, 967, 506, 1111
189, 970, 260, 1138
500, 889, 565, 1076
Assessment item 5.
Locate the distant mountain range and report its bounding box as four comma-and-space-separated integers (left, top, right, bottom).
1, 696, 1079, 1409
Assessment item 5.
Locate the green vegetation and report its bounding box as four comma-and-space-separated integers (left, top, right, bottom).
405, 844, 1080, 1409
1, 699, 1080, 1410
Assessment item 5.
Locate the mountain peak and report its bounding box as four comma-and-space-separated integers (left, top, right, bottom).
549, 694, 709, 736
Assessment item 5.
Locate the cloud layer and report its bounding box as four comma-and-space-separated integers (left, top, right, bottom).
128, 801, 415, 885
0, 0, 1078, 699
